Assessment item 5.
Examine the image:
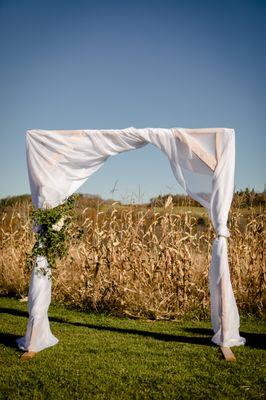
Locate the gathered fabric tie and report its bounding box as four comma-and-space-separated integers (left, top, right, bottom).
216, 224, 230, 238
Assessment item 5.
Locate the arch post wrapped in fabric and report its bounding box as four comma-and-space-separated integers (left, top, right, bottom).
17, 126, 246, 359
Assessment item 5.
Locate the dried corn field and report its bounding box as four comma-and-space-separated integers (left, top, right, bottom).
0, 194, 265, 319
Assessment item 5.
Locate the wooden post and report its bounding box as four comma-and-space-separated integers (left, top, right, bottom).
21, 351, 36, 360
171, 128, 217, 171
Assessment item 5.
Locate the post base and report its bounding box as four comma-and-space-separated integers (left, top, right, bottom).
220, 346, 236, 361
20, 351, 36, 360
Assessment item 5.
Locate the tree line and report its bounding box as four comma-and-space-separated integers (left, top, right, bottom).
0, 187, 265, 209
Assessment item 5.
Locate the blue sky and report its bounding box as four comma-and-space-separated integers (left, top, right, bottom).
0, 0, 265, 204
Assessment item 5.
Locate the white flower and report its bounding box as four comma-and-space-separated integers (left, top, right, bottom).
52, 216, 66, 232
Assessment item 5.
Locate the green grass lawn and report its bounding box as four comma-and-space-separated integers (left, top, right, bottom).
0, 297, 265, 400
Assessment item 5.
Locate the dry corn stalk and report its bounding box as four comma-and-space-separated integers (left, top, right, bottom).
0, 196, 265, 319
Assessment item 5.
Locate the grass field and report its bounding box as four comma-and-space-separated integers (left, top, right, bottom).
0, 297, 265, 400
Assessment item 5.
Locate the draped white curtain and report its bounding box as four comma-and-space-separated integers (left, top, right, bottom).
17, 127, 245, 352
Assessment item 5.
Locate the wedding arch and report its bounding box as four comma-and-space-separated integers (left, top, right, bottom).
17, 126, 246, 360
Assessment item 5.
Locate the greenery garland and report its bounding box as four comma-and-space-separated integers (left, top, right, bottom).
26, 194, 80, 277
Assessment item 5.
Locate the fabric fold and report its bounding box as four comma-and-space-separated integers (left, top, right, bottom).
209, 237, 245, 347
16, 256, 59, 352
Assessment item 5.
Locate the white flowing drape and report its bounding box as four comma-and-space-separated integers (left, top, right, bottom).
17, 127, 245, 352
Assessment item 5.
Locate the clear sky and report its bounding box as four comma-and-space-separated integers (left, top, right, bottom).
0, 0, 265, 204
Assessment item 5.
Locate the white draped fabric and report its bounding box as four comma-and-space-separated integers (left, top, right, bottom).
17, 127, 245, 352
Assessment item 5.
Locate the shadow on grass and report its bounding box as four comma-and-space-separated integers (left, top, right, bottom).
182, 328, 266, 350
0, 332, 21, 349
0, 307, 265, 350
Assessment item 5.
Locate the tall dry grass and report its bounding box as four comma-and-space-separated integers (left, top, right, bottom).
0, 195, 265, 319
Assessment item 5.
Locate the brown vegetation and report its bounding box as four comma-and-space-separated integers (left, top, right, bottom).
0, 191, 265, 319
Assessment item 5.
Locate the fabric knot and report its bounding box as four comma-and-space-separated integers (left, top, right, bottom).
216, 224, 230, 238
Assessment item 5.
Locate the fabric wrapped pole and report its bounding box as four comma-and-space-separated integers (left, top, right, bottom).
17, 126, 245, 352
16, 256, 58, 352
209, 132, 245, 346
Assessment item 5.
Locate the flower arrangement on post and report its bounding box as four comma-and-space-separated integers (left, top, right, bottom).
26, 194, 79, 275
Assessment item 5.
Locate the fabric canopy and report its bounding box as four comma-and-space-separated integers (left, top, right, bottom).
17, 126, 246, 352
